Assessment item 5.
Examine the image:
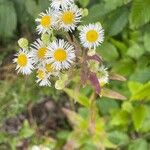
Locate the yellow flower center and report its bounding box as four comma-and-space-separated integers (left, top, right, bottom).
86, 30, 99, 42
37, 47, 47, 59
37, 70, 45, 79
45, 64, 53, 72
62, 11, 74, 24
17, 54, 28, 67
41, 15, 51, 27
54, 48, 67, 62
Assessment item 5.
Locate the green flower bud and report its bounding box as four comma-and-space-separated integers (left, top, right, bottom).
82, 8, 89, 17
18, 38, 28, 49
41, 33, 50, 45
55, 80, 65, 90
77, 25, 83, 31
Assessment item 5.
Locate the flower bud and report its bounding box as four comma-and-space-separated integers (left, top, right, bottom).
18, 38, 28, 49
82, 8, 89, 17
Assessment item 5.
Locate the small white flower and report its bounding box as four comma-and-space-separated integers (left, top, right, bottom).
35, 8, 56, 34
13, 49, 34, 75
57, 5, 82, 31
30, 39, 48, 65
36, 69, 51, 86
79, 23, 104, 49
97, 65, 109, 86
47, 39, 75, 70
51, 0, 74, 10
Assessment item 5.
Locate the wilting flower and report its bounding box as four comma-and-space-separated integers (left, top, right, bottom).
13, 49, 34, 75
97, 65, 109, 86
57, 5, 82, 31
51, 0, 74, 10
47, 39, 75, 70
79, 23, 104, 49
35, 8, 56, 34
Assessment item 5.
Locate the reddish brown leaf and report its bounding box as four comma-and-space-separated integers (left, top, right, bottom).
88, 72, 101, 94
102, 88, 127, 100
109, 73, 126, 81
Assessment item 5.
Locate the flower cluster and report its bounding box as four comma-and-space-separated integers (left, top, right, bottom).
13, 0, 107, 93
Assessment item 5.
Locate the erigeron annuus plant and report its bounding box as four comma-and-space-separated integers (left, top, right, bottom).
13, 0, 127, 148
13, 0, 108, 94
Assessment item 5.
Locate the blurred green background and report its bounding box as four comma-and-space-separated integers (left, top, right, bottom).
0, 0, 150, 149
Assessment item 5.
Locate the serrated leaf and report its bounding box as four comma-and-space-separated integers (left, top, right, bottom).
130, 82, 150, 101
130, 0, 150, 29
128, 81, 143, 95
132, 105, 147, 131
106, 7, 129, 36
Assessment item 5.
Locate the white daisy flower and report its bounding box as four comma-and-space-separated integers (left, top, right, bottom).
30, 39, 48, 65
51, 0, 74, 10
35, 8, 56, 34
47, 39, 75, 70
97, 65, 109, 86
13, 49, 34, 75
57, 5, 82, 31
79, 23, 104, 49
36, 69, 51, 86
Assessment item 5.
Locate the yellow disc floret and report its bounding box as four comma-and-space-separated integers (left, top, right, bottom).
45, 64, 53, 72
41, 15, 51, 27
54, 48, 67, 62
37, 47, 47, 59
86, 30, 99, 42
37, 70, 45, 79
62, 11, 74, 24
17, 54, 28, 67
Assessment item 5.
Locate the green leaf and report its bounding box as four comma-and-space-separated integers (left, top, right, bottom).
108, 131, 129, 146
19, 120, 34, 139
104, 0, 125, 10
0, 1, 17, 38
25, 0, 40, 17
132, 105, 147, 131
97, 42, 119, 62
112, 58, 135, 77
130, 0, 150, 29
106, 7, 129, 36
127, 43, 145, 59
130, 82, 150, 101
128, 81, 143, 95
144, 29, 150, 52
111, 110, 129, 126
64, 88, 90, 108
38, 0, 51, 11
62, 108, 86, 129
128, 139, 148, 150
97, 98, 119, 115
130, 67, 150, 83
79, 0, 90, 7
